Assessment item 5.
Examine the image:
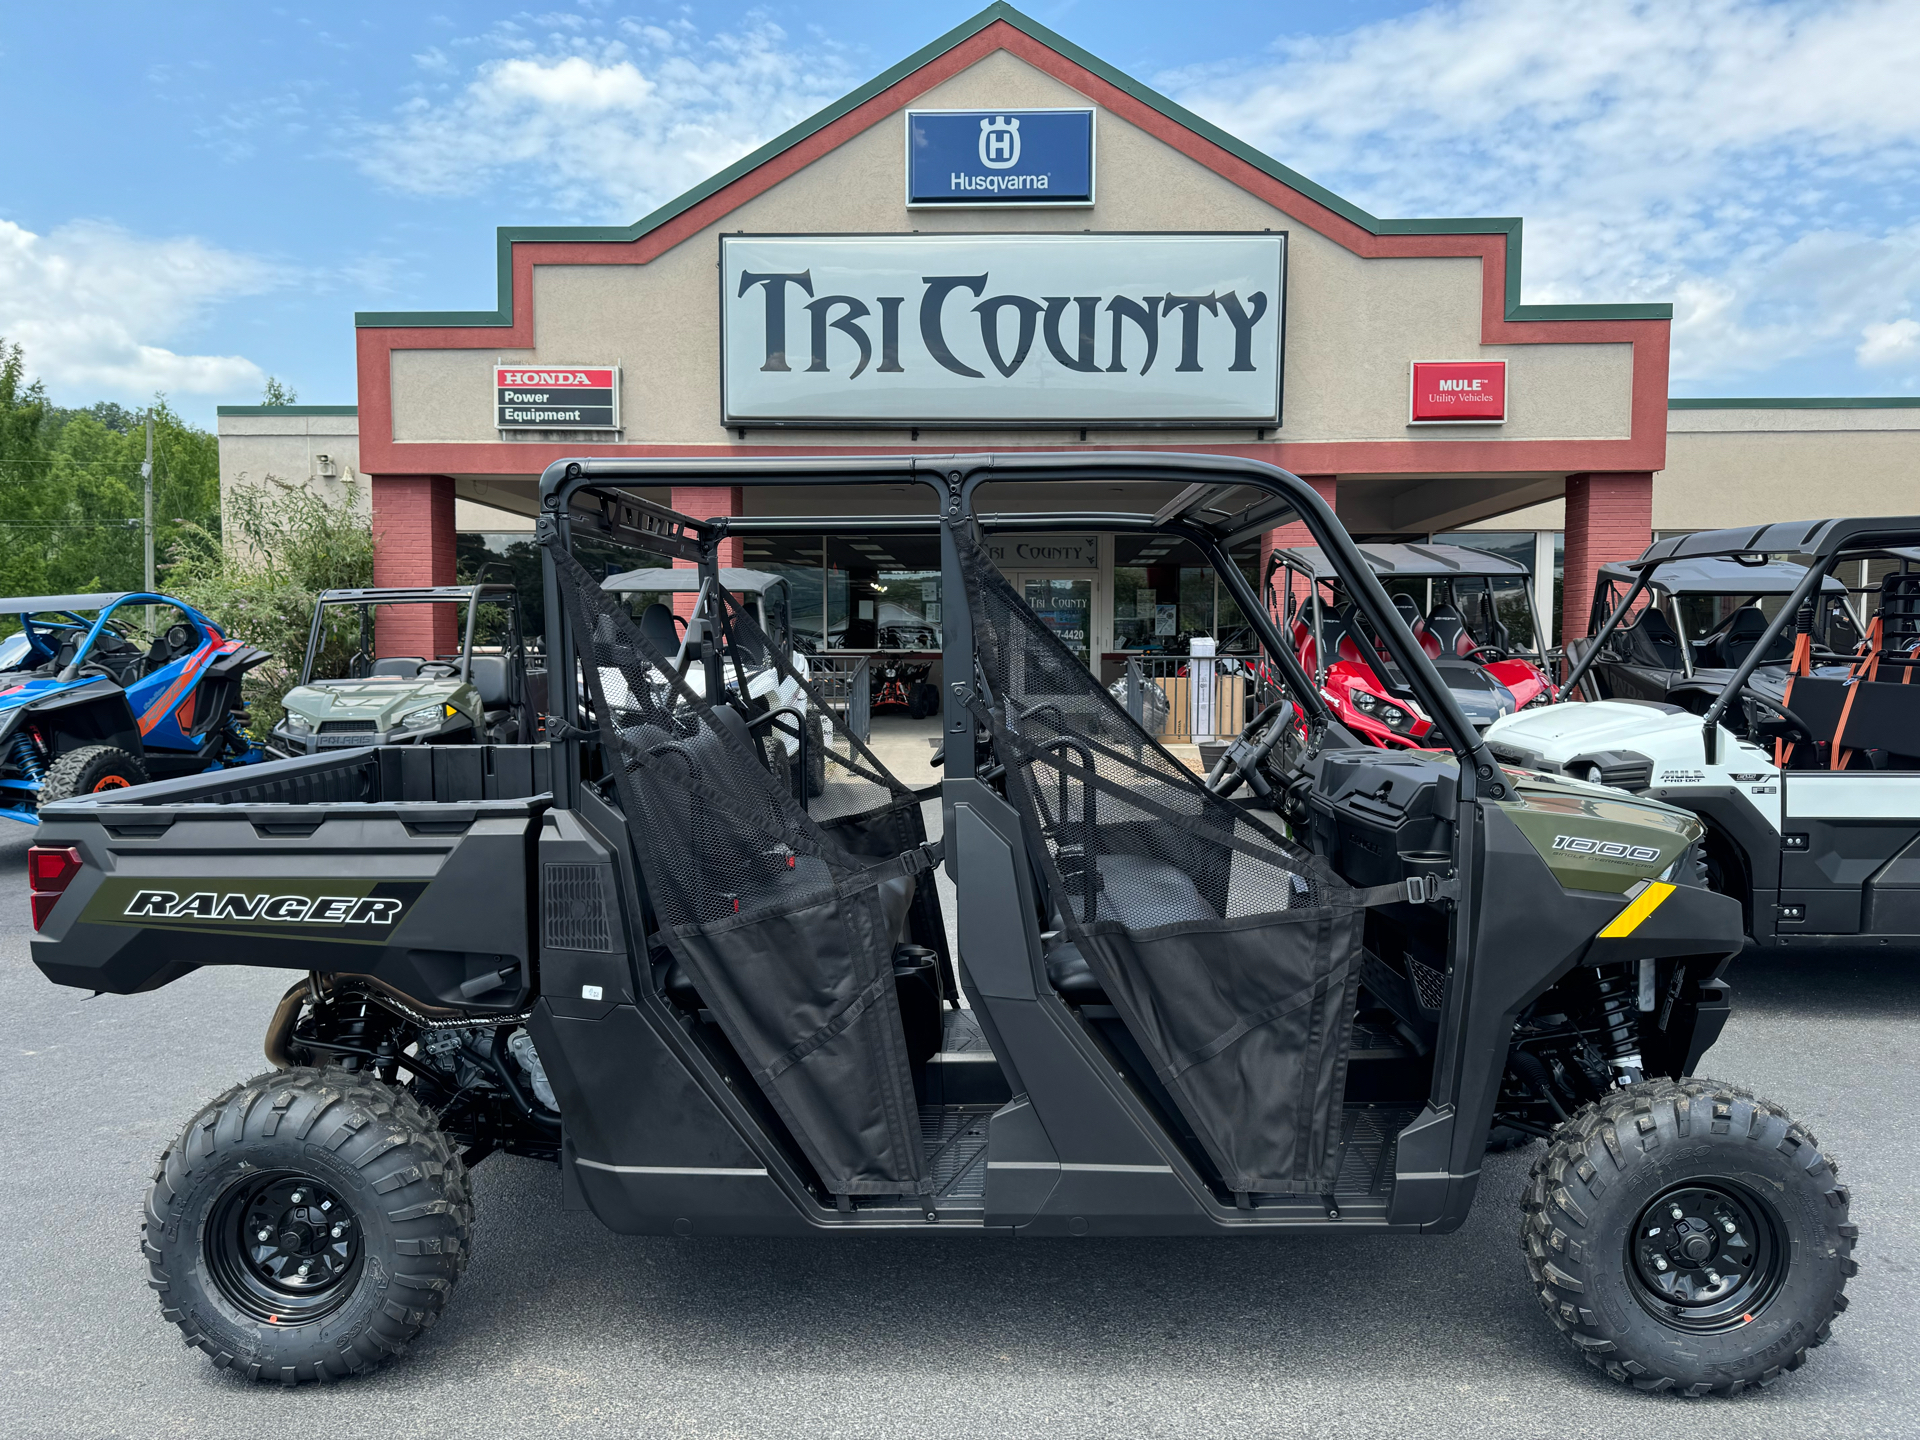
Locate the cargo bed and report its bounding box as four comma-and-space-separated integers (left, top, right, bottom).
30, 745, 551, 1005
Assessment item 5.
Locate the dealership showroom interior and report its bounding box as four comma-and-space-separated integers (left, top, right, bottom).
4, 1, 1918, 1436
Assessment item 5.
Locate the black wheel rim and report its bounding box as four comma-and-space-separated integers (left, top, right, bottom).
1625, 1179, 1787, 1332
205, 1171, 364, 1325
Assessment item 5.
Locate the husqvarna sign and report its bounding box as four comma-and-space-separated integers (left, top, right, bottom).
719, 233, 1285, 427
906, 108, 1095, 206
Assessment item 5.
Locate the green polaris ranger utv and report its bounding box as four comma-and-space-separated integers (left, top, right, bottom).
27, 456, 1852, 1394
270, 582, 543, 755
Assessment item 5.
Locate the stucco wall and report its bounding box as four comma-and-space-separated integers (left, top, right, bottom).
1465, 405, 1919, 532
217, 411, 365, 518
384, 49, 1633, 453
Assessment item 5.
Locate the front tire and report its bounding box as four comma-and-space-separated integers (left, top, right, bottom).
1523, 1077, 1854, 1395
41, 743, 147, 803
143, 1067, 473, 1385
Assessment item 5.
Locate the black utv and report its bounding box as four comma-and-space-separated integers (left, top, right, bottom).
27, 456, 1853, 1394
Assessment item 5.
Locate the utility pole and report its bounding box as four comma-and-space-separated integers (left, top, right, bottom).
142, 413, 155, 629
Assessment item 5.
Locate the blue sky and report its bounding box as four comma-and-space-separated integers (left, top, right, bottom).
2, 0, 1915, 424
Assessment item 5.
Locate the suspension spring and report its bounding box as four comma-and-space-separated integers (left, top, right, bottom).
9, 732, 44, 785
1589, 966, 1642, 1064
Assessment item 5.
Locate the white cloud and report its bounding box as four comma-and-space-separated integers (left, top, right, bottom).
1164, 0, 1919, 388
357, 18, 855, 222
1858, 317, 1920, 369
0, 220, 276, 402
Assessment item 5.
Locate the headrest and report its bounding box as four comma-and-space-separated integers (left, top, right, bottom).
638, 603, 681, 659
468, 654, 509, 707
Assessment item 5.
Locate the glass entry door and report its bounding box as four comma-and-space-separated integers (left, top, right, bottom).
1019, 574, 1094, 666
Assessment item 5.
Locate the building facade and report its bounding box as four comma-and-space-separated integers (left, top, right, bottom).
217, 6, 1919, 662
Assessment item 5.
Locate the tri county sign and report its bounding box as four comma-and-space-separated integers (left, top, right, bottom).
719, 233, 1285, 428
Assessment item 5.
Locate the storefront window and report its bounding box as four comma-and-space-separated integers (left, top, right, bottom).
875, 570, 941, 650
1023, 577, 1093, 664
1113, 566, 1160, 649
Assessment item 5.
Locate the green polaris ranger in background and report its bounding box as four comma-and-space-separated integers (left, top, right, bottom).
270, 582, 544, 755
27, 455, 1852, 1396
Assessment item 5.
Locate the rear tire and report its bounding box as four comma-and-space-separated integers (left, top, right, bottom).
1523, 1077, 1853, 1395
40, 743, 146, 803
800, 712, 827, 797
143, 1067, 474, 1385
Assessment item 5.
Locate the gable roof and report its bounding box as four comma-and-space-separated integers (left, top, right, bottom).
355, 2, 1670, 331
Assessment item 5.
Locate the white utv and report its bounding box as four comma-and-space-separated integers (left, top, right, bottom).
601, 565, 829, 796
1485, 516, 1918, 950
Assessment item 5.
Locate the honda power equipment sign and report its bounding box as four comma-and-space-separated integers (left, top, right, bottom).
1408, 359, 1507, 424
495, 365, 621, 430
906, 108, 1095, 206
720, 233, 1285, 427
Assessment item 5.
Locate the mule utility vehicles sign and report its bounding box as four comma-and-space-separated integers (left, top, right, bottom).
27, 456, 1853, 1399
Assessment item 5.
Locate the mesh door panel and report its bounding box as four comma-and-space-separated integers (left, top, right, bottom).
959, 526, 1365, 1194
548, 541, 930, 1196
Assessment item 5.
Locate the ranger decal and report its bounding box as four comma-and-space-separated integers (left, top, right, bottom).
122, 890, 404, 925
76, 876, 426, 944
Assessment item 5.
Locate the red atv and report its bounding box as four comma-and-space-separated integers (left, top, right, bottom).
1267, 542, 1554, 749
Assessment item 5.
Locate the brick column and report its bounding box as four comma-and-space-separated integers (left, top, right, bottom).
371, 474, 457, 658
1561, 472, 1653, 651
669, 485, 744, 618
1258, 475, 1338, 622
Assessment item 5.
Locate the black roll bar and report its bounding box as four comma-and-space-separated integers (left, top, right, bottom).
1558, 566, 1656, 704
1696, 559, 1833, 764
537, 453, 1512, 802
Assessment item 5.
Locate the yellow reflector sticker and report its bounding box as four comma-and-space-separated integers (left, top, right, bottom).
444, 704, 458, 717
1598, 880, 1676, 939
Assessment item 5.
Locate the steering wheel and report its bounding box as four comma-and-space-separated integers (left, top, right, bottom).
1741, 688, 1815, 744
1462, 643, 1507, 664
1206, 700, 1301, 799
418, 660, 460, 679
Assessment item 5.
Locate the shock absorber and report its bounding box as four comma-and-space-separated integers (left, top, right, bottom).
9, 731, 45, 786
1589, 964, 1644, 1083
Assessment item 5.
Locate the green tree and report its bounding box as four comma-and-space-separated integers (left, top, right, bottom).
260, 376, 298, 406
0, 340, 53, 601
165, 476, 373, 736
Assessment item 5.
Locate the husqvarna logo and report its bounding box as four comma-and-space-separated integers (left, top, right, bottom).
979, 115, 1020, 169
1552, 834, 1662, 864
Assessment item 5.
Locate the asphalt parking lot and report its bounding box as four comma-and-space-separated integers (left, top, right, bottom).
2, 817, 1914, 1439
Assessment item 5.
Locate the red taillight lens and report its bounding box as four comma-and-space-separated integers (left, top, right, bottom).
27, 845, 81, 931
28, 846, 81, 890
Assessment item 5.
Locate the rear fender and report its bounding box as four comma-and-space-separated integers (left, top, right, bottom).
21, 681, 141, 757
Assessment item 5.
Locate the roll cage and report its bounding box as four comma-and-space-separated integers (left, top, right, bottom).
1261, 543, 1548, 697
298, 583, 526, 687
533, 453, 1514, 804
0, 592, 223, 679
1560, 516, 1920, 764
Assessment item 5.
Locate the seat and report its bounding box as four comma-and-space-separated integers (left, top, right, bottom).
638, 603, 682, 660
468, 655, 513, 737
1619, 609, 1684, 669
1425, 602, 1475, 659
1393, 596, 1444, 659
1715, 607, 1782, 669
372, 657, 423, 678
469, 655, 509, 709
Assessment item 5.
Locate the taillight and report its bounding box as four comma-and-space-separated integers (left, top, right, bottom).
27, 845, 81, 931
